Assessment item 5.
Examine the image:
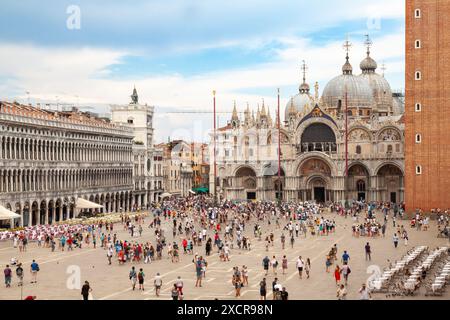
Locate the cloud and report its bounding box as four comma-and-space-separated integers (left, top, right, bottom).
0, 0, 405, 143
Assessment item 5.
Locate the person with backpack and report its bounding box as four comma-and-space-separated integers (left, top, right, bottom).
340, 263, 351, 285
129, 266, 137, 290
16, 263, 24, 287
138, 268, 145, 291
30, 260, 39, 284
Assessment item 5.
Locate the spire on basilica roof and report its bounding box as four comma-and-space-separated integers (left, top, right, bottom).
342, 36, 353, 75
360, 34, 377, 73
231, 100, 239, 121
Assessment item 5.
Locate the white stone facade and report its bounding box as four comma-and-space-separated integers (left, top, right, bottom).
0, 102, 134, 227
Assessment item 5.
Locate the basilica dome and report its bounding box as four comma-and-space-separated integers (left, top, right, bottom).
359, 51, 393, 113
284, 90, 314, 120
322, 57, 374, 110
284, 66, 315, 120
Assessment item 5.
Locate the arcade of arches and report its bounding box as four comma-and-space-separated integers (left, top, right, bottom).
3, 191, 135, 227
222, 159, 404, 204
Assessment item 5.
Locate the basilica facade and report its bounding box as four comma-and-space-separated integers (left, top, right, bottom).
210, 39, 405, 204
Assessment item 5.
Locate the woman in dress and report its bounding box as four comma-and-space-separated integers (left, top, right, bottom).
334, 265, 341, 286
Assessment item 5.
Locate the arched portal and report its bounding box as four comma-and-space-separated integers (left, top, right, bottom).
348, 163, 370, 201
376, 164, 404, 203
31, 201, 39, 226
235, 166, 257, 200
299, 158, 332, 202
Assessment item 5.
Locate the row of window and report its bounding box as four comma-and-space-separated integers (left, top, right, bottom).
414, 8, 422, 177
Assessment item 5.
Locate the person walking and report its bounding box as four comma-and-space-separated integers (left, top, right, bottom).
334, 265, 341, 286
171, 284, 179, 300
30, 260, 39, 284
16, 263, 24, 287
393, 233, 399, 248
81, 281, 92, 301
259, 278, 267, 300
342, 251, 350, 265
4, 265, 12, 288
296, 256, 304, 279
138, 268, 145, 291
154, 273, 162, 297
262, 256, 270, 276
281, 255, 288, 275
129, 266, 137, 291
305, 258, 311, 279
337, 284, 347, 300
271, 256, 278, 275
365, 242, 371, 261
340, 263, 351, 285
359, 283, 371, 300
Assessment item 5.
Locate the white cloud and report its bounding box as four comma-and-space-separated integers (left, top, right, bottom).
0, 0, 405, 143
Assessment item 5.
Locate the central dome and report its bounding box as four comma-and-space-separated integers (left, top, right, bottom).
322, 58, 374, 110
284, 93, 314, 120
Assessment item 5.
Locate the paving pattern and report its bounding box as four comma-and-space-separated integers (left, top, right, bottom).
0, 210, 448, 300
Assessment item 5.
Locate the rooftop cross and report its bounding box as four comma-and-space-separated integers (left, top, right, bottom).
364, 34, 373, 56
343, 35, 352, 61
381, 61, 387, 77
301, 60, 308, 84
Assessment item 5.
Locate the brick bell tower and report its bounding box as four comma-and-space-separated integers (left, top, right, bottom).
405, 0, 450, 213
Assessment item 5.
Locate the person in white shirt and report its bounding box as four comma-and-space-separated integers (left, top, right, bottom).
359, 283, 371, 300
296, 256, 304, 279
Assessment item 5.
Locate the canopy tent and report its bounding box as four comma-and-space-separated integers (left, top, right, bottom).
75, 198, 104, 209
0, 205, 21, 220
161, 192, 172, 199
192, 187, 209, 194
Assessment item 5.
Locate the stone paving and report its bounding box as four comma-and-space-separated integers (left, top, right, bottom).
0, 210, 448, 300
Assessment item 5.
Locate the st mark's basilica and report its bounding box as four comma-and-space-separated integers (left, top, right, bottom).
210, 37, 405, 204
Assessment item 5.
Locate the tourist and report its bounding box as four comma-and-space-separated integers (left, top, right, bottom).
30, 260, 39, 284
281, 287, 289, 300
171, 284, 179, 300
177, 276, 184, 294
4, 265, 12, 288
262, 256, 270, 276
138, 268, 145, 291
334, 265, 341, 286
259, 278, 267, 300
154, 273, 162, 296
359, 283, 371, 300
282, 255, 288, 275
326, 255, 332, 272
393, 233, 399, 248
296, 256, 304, 279
337, 284, 347, 300
342, 250, 350, 264
271, 256, 278, 275
241, 265, 249, 287
81, 281, 92, 301
365, 242, 371, 261
340, 263, 351, 285
305, 258, 311, 279
129, 266, 137, 290
16, 263, 24, 287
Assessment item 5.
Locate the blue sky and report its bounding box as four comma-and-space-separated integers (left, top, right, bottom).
0, 0, 405, 142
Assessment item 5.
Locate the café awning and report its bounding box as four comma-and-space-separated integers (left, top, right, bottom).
0, 205, 21, 220
75, 198, 104, 209
161, 193, 172, 199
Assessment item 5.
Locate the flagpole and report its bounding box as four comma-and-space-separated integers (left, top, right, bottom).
344, 87, 349, 208
213, 90, 217, 206
277, 88, 282, 206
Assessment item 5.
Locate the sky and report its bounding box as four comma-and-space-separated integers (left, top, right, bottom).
0, 0, 405, 143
